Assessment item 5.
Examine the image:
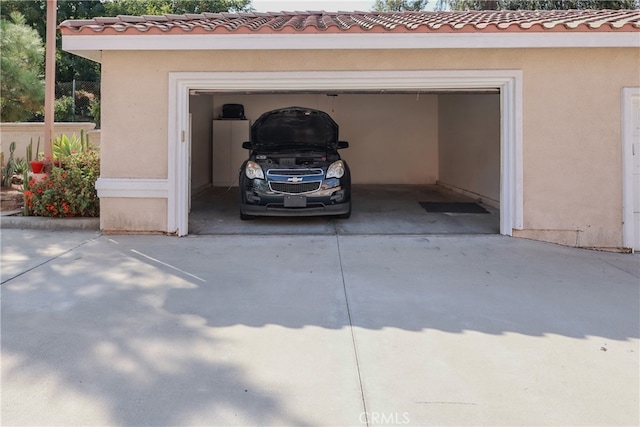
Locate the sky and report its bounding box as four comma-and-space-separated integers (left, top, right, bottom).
251, 1, 377, 12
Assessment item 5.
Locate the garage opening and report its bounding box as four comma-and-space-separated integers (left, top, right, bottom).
168, 71, 522, 236
187, 91, 500, 235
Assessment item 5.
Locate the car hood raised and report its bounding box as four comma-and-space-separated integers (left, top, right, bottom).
250, 107, 339, 150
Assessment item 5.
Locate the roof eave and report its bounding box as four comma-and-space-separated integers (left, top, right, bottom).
62, 32, 640, 63
65, 48, 102, 62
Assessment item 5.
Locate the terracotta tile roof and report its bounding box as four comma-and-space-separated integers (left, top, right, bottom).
60, 9, 640, 35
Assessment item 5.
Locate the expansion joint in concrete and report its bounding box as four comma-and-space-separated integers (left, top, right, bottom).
335, 234, 369, 427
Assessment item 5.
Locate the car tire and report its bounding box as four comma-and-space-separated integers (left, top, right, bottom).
240, 211, 254, 221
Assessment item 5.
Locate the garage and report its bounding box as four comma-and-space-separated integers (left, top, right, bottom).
170, 71, 520, 234
186, 88, 503, 235
61, 10, 639, 249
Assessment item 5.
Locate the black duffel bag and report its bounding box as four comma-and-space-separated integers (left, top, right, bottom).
221, 104, 245, 119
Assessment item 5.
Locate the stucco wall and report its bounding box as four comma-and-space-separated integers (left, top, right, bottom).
438, 94, 500, 205
515, 49, 638, 248
100, 198, 167, 233
99, 47, 640, 247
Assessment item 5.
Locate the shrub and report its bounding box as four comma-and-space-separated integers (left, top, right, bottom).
54, 95, 75, 122
54, 131, 92, 159
74, 90, 95, 118
89, 98, 100, 128
24, 149, 100, 217
13, 158, 27, 175
1, 141, 17, 187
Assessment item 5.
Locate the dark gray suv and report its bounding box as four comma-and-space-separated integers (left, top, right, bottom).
239, 106, 351, 220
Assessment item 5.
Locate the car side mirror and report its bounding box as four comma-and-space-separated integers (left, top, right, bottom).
242, 141, 252, 150
338, 141, 349, 149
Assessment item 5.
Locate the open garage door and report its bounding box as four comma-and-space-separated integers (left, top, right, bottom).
187, 91, 501, 235
168, 71, 522, 236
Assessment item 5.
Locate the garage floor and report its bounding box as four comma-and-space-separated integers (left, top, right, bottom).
189, 184, 499, 235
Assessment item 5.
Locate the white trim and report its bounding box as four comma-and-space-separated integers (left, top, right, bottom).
95, 178, 168, 198
168, 70, 524, 237
167, 78, 185, 234
504, 73, 524, 232
63, 33, 639, 60
622, 87, 640, 252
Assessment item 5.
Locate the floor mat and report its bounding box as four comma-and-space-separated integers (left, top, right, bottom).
419, 201, 489, 214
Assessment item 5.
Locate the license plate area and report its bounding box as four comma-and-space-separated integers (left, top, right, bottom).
284, 195, 307, 208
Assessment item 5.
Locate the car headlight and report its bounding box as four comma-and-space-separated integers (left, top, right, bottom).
245, 161, 264, 179
326, 160, 345, 179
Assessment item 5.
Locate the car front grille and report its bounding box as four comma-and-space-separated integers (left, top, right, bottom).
269, 181, 322, 194
267, 168, 324, 177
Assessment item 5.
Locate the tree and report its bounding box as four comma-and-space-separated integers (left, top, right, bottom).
0, 11, 45, 122
440, 0, 638, 10
103, 0, 252, 16
0, 1, 105, 83
372, 0, 430, 11
0, 0, 253, 84
0, 0, 253, 122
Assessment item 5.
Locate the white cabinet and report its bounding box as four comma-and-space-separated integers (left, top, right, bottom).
212, 120, 250, 187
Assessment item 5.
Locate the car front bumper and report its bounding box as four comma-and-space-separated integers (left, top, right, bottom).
240, 201, 351, 217
240, 185, 350, 217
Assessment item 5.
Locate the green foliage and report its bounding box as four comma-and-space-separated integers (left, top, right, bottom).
22, 168, 30, 215
1, 142, 17, 187
89, 98, 101, 128
0, 11, 45, 122
14, 158, 28, 175
372, 0, 430, 11
24, 149, 100, 217
74, 89, 95, 117
441, 0, 638, 10
54, 95, 75, 122
52, 91, 96, 122
0, 0, 104, 83
53, 131, 92, 159
26, 140, 33, 163
103, 0, 252, 16
26, 138, 34, 163
0, 0, 252, 85
25, 137, 41, 163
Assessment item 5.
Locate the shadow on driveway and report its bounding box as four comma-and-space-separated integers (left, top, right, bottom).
2, 231, 638, 425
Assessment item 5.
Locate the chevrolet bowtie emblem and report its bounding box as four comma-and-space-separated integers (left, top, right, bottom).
287, 177, 303, 183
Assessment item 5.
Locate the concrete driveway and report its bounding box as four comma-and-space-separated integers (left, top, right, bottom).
1, 230, 638, 426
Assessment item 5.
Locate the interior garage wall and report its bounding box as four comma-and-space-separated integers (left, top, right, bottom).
438, 94, 500, 204
211, 93, 439, 184
189, 94, 214, 193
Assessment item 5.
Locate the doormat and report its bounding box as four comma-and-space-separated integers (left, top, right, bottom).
419, 202, 489, 214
